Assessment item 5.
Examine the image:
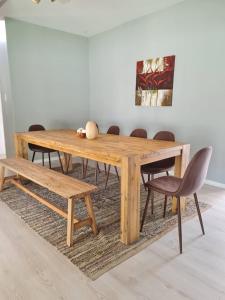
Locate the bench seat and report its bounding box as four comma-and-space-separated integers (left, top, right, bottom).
0, 157, 98, 247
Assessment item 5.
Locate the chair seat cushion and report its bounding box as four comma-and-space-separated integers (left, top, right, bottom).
146, 176, 182, 195
29, 144, 57, 153
141, 164, 171, 175
141, 158, 175, 175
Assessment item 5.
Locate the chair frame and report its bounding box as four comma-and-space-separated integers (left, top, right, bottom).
141, 147, 212, 253
141, 131, 175, 191
29, 124, 64, 173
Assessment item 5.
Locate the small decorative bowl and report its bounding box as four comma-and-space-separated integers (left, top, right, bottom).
77, 132, 86, 138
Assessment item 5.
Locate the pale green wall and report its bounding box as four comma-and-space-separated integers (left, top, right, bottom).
5, 18, 89, 131
89, 0, 225, 183
4, 0, 225, 183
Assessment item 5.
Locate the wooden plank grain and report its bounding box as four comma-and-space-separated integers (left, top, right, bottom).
172, 144, 190, 213
120, 156, 140, 244
15, 129, 190, 245
0, 158, 97, 199
15, 130, 185, 166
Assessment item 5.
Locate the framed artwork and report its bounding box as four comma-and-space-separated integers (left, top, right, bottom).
135, 55, 175, 107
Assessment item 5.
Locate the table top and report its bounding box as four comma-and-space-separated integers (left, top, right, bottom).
16, 129, 188, 166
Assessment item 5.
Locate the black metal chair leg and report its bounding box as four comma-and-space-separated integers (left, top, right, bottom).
42, 153, 45, 166
32, 152, 36, 162
97, 162, 101, 173
57, 151, 64, 174
48, 152, 52, 169
83, 159, 88, 178
166, 171, 169, 176
163, 195, 168, 218
141, 172, 147, 191
105, 164, 111, 189
140, 189, 151, 232
151, 190, 154, 215
194, 193, 205, 235
95, 161, 98, 184
114, 166, 119, 181
177, 196, 183, 254
82, 158, 85, 178
104, 163, 107, 174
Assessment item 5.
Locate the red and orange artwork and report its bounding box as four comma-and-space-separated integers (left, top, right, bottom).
135, 55, 175, 107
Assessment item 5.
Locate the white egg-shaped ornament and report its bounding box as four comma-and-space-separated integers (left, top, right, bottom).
85, 121, 98, 140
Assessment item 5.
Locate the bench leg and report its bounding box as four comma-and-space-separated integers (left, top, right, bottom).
0, 166, 5, 191
67, 198, 75, 247
84, 195, 98, 235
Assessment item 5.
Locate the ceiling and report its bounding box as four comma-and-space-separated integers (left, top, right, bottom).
0, 0, 184, 37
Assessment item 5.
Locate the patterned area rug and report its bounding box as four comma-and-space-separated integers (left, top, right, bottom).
0, 163, 210, 280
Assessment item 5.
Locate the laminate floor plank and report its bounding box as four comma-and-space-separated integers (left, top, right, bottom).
0, 184, 225, 300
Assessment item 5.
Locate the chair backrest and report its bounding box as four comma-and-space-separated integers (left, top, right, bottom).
153, 131, 175, 169
28, 124, 45, 151
153, 131, 175, 142
29, 124, 45, 132
107, 125, 120, 135
177, 147, 212, 197
130, 128, 147, 139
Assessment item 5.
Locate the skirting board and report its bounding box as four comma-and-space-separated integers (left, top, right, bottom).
205, 179, 225, 189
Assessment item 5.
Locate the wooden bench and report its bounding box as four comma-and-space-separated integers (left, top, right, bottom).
0, 157, 98, 247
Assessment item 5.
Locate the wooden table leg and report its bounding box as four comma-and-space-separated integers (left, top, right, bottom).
172, 144, 190, 213
120, 156, 140, 245
14, 134, 28, 159
0, 166, 5, 191
14, 134, 28, 180
67, 198, 74, 247
62, 153, 73, 173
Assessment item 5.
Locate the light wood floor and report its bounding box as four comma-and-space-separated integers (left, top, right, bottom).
0, 184, 225, 300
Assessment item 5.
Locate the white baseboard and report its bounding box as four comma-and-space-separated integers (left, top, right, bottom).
205, 179, 225, 189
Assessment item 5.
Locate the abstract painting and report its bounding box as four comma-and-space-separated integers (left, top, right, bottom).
135, 55, 175, 107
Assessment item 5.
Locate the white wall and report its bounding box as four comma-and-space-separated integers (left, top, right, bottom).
0, 92, 6, 158
2, 1, 225, 183
89, 0, 225, 183
5, 18, 89, 132
0, 19, 14, 157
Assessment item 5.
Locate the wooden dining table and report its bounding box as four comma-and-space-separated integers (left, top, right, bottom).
14, 129, 190, 245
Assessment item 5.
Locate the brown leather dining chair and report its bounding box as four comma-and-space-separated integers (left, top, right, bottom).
104, 125, 120, 189
141, 131, 175, 191
105, 127, 147, 188
130, 128, 147, 139
28, 124, 64, 173
141, 147, 212, 254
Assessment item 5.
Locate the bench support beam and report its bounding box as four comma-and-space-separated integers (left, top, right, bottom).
11, 179, 68, 219
9, 179, 96, 247
0, 157, 98, 247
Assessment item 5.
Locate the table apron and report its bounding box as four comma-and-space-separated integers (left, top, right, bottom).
16, 136, 183, 169
138, 149, 182, 166
16, 136, 122, 167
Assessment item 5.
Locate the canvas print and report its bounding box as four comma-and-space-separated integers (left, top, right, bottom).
135, 55, 175, 107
